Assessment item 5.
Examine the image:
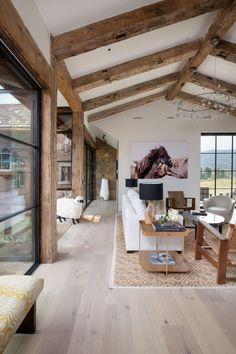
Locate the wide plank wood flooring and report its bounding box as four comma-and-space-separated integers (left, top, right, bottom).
5, 200, 236, 354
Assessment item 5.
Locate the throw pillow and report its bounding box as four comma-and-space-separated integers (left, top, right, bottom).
131, 198, 146, 217
127, 189, 139, 203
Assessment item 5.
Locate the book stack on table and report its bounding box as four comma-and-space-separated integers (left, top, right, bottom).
152, 221, 185, 232
149, 252, 175, 265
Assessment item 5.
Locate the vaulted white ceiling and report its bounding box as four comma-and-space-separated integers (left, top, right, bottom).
33, 0, 236, 126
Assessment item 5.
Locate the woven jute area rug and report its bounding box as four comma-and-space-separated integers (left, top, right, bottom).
110, 214, 236, 288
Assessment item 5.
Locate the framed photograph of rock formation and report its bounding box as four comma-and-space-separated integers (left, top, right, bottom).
130, 141, 188, 179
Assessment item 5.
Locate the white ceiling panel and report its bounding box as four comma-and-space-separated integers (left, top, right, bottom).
34, 0, 161, 35
198, 56, 236, 85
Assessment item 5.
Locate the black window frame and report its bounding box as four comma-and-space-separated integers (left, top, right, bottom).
200, 132, 236, 200
0, 41, 40, 274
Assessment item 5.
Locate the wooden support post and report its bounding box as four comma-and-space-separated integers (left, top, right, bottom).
217, 240, 228, 284
40, 47, 57, 263
72, 111, 84, 197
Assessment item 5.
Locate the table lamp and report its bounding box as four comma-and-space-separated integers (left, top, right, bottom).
139, 183, 163, 224
125, 178, 138, 188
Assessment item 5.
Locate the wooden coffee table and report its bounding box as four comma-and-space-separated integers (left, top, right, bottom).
139, 220, 190, 275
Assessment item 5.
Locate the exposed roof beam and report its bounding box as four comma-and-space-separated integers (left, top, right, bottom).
167, 0, 236, 100
214, 40, 236, 63
52, 0, 230, 60
57, 61, 82, 112
177, 91, 236, 116
190, 72, 236, 98
83, 72, 178, 111
73, 40, 200, 92
87, 90, 166, 122
57, 106, 72, 114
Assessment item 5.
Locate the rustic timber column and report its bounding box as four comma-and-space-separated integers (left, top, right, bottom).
0, 1, 58, 263
72, 111, 84, 197
40, 56, 58, 263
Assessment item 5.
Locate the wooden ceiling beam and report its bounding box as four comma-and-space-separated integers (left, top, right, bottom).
177, 91, 236, 116
214, 40, 236, 63
166, 0, 236, 100
87, 90, 167, 122
83, 72, 178, 111
190, 72, 236, 98
57, 61, 82, 112
0, 0, 51, 88
84, 126, 96, 149
73, 39, 200, 92
52, 0, 230, 60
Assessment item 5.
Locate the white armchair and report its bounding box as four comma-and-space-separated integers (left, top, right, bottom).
203, 195, 235, 223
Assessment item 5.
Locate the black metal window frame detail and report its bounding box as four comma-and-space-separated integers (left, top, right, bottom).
0, 41, 41, 273
84, 142, 95, 207
201, 132, 236, 199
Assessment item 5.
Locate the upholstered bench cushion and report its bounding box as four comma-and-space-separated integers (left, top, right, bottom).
0, 275, 44, 353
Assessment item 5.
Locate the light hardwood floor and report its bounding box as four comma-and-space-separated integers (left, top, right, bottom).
5, 200, 236, 354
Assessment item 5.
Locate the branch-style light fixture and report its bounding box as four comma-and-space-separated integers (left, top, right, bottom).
176, 37, 236, 119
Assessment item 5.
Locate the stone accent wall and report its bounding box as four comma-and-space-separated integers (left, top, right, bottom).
96, 138, 117, 200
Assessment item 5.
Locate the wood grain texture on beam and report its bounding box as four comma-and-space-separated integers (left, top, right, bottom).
215, 40, 236, 64
73, 40, 201, 92
177, 91, 236, 117
52, 0, 230, 60
87, 90, 166, 122
0, 0, 51, 88
57, 61, 82, 111
190, 73, 236, 98
84, 126, 96, 149
40, 47, 58, 262
83, 72, 178, 111
72, 111, 84, 197
167, 1, 236, 100
57, 106, 72, 114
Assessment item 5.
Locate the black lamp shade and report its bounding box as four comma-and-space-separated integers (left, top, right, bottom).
139, 183, 163, 201
125, 178, 138, 188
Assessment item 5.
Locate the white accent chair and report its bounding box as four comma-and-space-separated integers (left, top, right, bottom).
203, 195, 235, 223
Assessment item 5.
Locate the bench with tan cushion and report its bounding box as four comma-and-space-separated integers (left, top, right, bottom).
0, 275, 44, 354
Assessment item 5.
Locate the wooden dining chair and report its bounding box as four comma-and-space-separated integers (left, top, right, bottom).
166, 191, 195, 212
195, 220, 236, 284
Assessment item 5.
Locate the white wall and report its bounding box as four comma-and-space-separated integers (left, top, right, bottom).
91, 99, 236, 210
11, 0, 51, 64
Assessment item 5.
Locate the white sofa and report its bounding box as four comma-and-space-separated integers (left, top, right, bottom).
122, 189, 184, 252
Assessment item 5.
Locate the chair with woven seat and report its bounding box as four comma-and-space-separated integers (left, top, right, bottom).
166, 191, 195, 212
195, 220, 236, 284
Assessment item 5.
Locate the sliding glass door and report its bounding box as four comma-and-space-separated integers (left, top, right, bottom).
0, 42, 40, 274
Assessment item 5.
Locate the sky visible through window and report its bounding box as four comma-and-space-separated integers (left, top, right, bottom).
0, 92, 20, 104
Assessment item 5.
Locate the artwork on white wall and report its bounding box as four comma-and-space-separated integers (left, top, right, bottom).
130, 141, 188, 179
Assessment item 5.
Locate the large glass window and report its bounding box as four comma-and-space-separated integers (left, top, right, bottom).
0, 42, 40, 275
57, 112, 72, 194
200, 133, 236, 201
